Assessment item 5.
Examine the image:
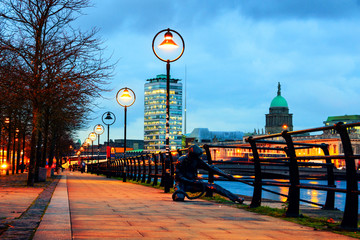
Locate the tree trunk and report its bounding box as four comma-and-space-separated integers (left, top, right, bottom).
27, 106, 40, 186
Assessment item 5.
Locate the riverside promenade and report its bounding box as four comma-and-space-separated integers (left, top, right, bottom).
0, 171, 354, 239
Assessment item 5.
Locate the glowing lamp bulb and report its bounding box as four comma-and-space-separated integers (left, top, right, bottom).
159, 31, 179, 49
120, 89, 132, 99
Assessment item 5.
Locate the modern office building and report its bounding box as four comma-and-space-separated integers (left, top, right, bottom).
265, 82, 293, 134
144, 74, 182, 152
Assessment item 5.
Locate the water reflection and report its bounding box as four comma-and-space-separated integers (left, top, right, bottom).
215, 179, 359, 212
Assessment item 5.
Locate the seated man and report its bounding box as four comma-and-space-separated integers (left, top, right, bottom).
172, 145, 244, 203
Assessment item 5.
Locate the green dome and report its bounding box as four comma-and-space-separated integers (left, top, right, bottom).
270, 95, 288, 108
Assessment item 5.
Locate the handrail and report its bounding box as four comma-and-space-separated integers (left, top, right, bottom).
86, 121, 360, 230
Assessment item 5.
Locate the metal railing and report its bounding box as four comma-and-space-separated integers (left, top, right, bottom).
86, 122, 360, 230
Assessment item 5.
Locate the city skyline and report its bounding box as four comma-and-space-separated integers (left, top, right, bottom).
75, 0, 360, 144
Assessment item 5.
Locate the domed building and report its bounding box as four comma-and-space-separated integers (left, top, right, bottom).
265, 83, 293, 134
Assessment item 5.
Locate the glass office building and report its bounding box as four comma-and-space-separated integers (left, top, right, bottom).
144, 74, 182, 152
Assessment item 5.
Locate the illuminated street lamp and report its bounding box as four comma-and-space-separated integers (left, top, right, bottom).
94, 124, 105, 165
4, 117, 10, 175
85, 138, 91, 163
116, 87, 136, 155
152, 28, 184, 155
89, 132, 97, 163
153, 28, 184, 192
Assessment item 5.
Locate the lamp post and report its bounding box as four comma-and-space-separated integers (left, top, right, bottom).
153, 28, 184, 192
102, 112, 116, 178
85, 138, 91, 163
94, 124, 105, 164
4, 117, 10, 175
102, 112, 116, 158
116, 87, 136, 156
152, 28, 184, 154
89, 132, 97, 163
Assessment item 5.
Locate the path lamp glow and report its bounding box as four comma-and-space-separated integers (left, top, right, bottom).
116, 87, 136, 156
89, 132, 97, 163
153, 28, 184, 192
152, 28, 184, 153
94, 124, 105, 165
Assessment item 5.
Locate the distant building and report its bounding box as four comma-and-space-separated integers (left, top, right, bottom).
144, 74, 182, 152
265, 82, 293, 134
323, 115, 360, 135
186, 128, 244, 145
103, 139, 144, 151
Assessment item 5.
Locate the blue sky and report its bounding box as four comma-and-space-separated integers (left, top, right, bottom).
75, 0, 360, 144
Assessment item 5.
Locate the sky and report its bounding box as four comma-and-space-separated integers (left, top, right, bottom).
75, 0, 360, 144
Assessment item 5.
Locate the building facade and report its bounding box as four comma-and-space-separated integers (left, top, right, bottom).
265, 82, 293, 134
323, 115, 360, 135
144, 74, 182, 152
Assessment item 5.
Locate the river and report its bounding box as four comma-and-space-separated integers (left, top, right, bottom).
215, 179, 359, 212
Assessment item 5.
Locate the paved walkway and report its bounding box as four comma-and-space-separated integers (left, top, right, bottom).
32, 172, 352, 239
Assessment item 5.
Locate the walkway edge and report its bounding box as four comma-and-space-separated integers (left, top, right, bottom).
33, 175, 71, 240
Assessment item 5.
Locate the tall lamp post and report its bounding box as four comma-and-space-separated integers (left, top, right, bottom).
152, 28, 184, 154
153, 28, 184, 192
94, 124, 105, 164
102, 112, 116, 159
89, 132, 97, 163
116, 87, 136, 156
102, 111, 116, 178
85, 138, 91, 163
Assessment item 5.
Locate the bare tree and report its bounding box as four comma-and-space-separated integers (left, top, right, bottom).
0, 0, 113, 185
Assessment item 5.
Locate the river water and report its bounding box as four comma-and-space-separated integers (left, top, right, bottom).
215, 179, 359, 212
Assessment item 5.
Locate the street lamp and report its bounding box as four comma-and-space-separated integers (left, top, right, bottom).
85, 138, 91, 163
116, 87, 136, 156
94, 124, 105, 164
152, 28, 184, 154
153, 28, 184, 193
102, 112, 116, 178
102, 112, 116, 159
4, 117, 10, 175
89, 132, 97, 163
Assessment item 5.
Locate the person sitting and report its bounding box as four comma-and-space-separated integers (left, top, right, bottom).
172, 145, 244, 204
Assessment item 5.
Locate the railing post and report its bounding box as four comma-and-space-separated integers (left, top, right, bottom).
282, 131, 300, 217
247, 137, 262, 208
169, 152, 174, 189
132, 157, 137, 181
147, 154, 152, 184
153, 153, 158, 186
164, 152, 171, 193
141, 155, 146, 183
137, 156, 141, 182
320, 144, 336, 210
335, 122, 358, 230
203, 144, 213, 197
123, 158, 127, 182
160, 153, 165, 187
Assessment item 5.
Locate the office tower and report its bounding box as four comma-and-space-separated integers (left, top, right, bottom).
144, 74, 182, 151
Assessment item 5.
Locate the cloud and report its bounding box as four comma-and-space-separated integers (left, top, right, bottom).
75, 0, 360, 143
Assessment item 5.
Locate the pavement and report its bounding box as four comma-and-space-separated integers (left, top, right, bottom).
0, 171, 356, 239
